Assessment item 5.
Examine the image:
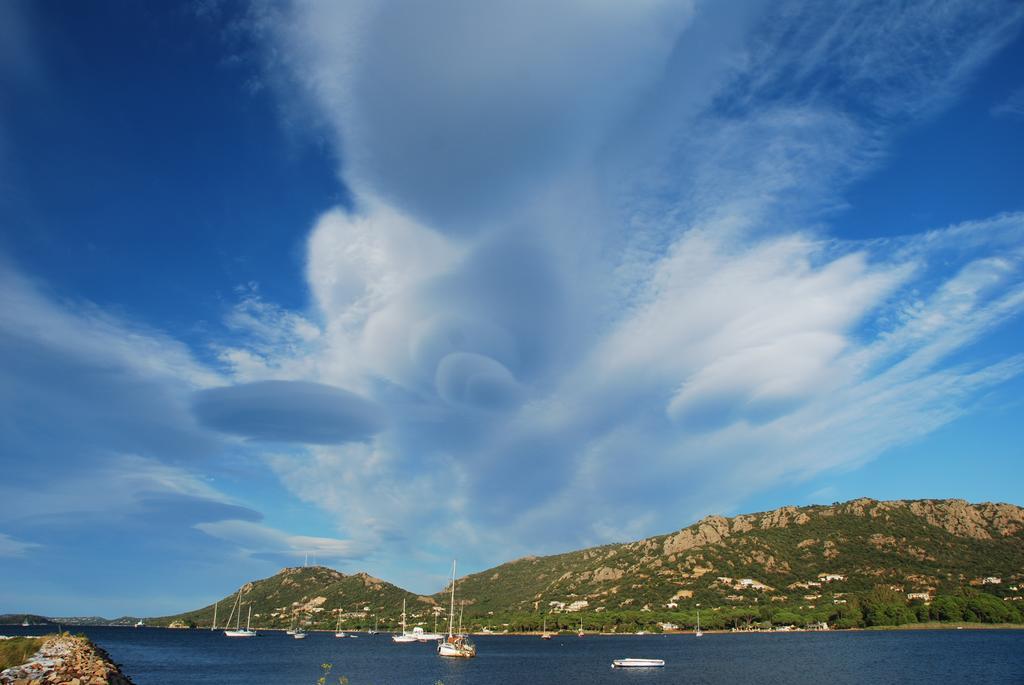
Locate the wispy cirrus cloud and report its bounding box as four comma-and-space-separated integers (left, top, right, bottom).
0, 532, 39, 558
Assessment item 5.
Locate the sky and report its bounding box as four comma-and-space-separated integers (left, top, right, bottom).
1, 0, 1022, 617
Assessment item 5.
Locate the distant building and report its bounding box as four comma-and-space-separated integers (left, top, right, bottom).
983, 577, 1002, 585
737, 578, 770, 590
906, 592, 931, 601
818, 573, 846, 583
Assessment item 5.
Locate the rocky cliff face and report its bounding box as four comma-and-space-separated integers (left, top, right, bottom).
906, 499, 1024, 539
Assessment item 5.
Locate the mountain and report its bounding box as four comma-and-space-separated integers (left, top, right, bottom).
150, 566, 432, 630
442, 498, 1024, 615
154, 498, 1024, 630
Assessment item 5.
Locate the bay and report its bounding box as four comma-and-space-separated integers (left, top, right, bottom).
4, 626, 1023, 684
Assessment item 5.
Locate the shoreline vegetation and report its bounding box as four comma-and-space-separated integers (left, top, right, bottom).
146, 586, 1024, 635
0, 636, 44, 671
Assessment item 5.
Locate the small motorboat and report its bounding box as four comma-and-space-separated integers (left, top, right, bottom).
293, 631, 307, 639
612, 658, 665, 668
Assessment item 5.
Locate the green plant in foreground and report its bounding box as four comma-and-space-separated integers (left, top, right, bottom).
316, 662, 349, 685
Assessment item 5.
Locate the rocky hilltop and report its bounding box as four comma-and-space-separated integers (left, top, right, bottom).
439, 498, 1024, 614
157, 498, 1024, 630
151, 565, 429, 630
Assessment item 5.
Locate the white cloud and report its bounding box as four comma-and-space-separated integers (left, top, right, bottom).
275, 0, 698, 231
195, 519, 366, 564
215, 0, 1024, 574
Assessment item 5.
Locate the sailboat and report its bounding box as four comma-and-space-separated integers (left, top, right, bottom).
437, 560, 476, 658
334, 610, 357, 638
21, 617, 29, 627
211, 602, 218, 631
368, 615, 379, 635
578, 617, 585, 638
224, 590, 256, 637
293, 612, 306, 639
541, 616, 553, 640
392, 598, 418, 643
695, 603, 703, 637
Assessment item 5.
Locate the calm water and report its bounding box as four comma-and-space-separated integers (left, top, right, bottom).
4, 626, 1023, 685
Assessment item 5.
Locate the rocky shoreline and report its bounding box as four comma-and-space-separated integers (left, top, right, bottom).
0, 634, 134, 685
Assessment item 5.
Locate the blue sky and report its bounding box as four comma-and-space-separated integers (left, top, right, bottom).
1, 0, 1022, 616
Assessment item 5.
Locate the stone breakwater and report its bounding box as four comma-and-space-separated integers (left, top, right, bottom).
0, 634, 134, 685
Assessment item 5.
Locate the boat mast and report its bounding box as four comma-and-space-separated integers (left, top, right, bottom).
401, 598, 407, 634
246, 605, 252, 631
212, 602, 217, 630
447, 560, 457, 638
235, 589, 242, 630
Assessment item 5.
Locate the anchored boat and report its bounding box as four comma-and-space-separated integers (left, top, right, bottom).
612, 658, 665, 668
392, 598, 419, 643
223, 591, 256, 637
437, 560, 476, 659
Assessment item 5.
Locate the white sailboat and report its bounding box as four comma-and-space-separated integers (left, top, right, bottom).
211, 602, 218, 631
392, 598, 419, 643
695, 602, 702, 637
224, 591, 256, 637
334, 610, 357, 638
293, 612, 306, 639
578, 617, 585, 638
541, 616, 553, 639
437, 560, 476, 658
368, 615, 379, 635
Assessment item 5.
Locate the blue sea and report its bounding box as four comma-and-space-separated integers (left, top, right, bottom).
4, 626, 1023, 684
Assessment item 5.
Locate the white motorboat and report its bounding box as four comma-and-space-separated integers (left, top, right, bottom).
413, 626, 443, 642
293, 631, 306, 639
612, 658, 665, 668
437, 560, 476, 659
